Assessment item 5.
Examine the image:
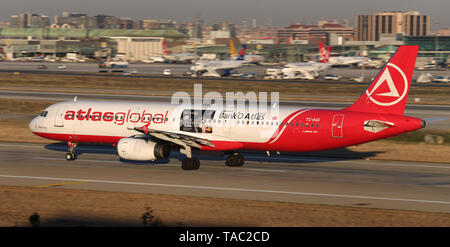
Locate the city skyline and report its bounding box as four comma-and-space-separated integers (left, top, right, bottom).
0, 0, 449, 29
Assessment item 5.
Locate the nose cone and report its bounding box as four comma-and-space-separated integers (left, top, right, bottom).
29, 117, 39, 133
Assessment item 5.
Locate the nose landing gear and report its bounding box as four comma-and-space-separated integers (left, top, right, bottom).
65, 141, 77, 160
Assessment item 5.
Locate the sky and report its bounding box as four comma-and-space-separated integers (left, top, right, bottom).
1, 0, 449, 29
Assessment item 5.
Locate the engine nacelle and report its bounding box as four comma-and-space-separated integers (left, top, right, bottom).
117, 138, 171, 161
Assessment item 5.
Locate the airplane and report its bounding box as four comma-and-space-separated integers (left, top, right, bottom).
320, 42, 369, 67
30, 46, 425, 171
162, 39, 197, 64
190, 45, 248, 77
281, 42, 331, 79
229, 40, 264, 64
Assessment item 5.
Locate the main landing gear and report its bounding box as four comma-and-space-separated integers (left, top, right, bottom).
179, 147, 245, 170
226, 153, 245, 167
181, 157, 200, 170
65, 141, 77, 161
180, 146, 200, 170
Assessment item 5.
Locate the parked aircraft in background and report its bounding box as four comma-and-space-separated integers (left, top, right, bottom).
162, 39, 197, 64
142, 56, 166, 63
229, 40, 264, 64
30, 46, 425, 171
281, 42, 331, 79
321, 42, 370, 67
190, 45, 248, 77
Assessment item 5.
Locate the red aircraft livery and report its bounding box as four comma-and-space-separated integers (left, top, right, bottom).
30, 46, 425, 170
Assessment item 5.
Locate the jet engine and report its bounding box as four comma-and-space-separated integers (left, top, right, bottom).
117, 138, 171, 161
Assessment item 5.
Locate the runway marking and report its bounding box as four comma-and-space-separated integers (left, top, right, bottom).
263, 156, 450, 169
33, 157, 121, 164
238, 168, 287, 173
34, 180, 87, 188
1, 174, 450, 206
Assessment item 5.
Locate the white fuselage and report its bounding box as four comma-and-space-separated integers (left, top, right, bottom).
164, 53, 197, 63
284, 62, 330, 72
29, 100, 297, 146
329, 56, 367, 66
190, 60, 246, 75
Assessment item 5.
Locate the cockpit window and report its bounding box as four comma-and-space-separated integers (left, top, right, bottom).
39, 111, 48, 117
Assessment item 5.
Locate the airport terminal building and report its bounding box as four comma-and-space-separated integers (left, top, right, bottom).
0, 28, 187, 60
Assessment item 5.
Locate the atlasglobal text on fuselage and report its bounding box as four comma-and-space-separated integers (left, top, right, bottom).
30, 46, 425, 170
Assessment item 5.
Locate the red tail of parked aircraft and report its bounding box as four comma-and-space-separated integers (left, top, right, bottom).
318, 42, 329, 63
162, 39, 171, 55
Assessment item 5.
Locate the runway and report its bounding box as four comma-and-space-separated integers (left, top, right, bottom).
1, 61, 449, 85
0, 142, 449, 213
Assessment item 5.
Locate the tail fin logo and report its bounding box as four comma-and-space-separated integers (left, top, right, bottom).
366, 63, 408, 106
318, 42, 330, 63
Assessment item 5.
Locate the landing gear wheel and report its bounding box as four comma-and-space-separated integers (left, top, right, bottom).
66, 141, 78, 161
65, 152, 76, 161
181, 158, 200, 170
226, 153, 244, 167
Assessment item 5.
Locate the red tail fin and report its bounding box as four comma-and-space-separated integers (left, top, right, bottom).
318, 42, 330, 63
344, 46, 419, 115
318, 42, 326, 62
162, 39, 171, 55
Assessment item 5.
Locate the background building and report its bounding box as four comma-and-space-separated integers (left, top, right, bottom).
54, 13, 97, 29
356, 11, 430, 41
277, 21, 354, 45
0, 28, 187, 60
8, 13, 50, 28
139, 20, 177, 29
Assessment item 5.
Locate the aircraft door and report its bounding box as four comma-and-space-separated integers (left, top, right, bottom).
331, 114, 344, 138
223, 119, 232, 134
54, 105, 67, 127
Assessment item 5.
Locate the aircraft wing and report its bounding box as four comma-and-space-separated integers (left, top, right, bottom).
134, 124, 215, 149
